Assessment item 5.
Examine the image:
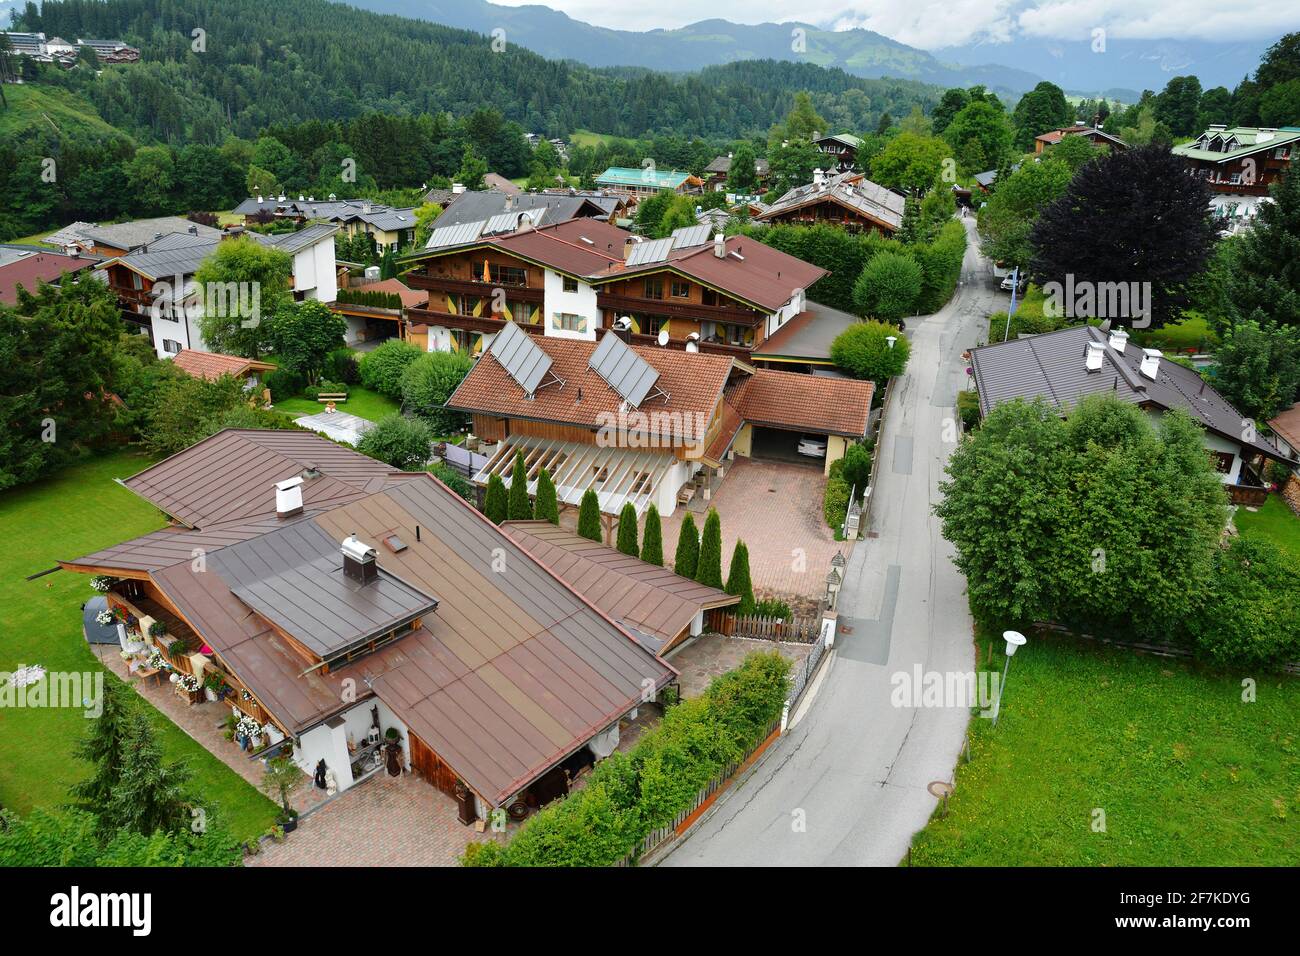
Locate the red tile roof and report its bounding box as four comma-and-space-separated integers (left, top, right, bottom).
1269, 402, 1300, 453
729, 367, 873, 437
171, 349, 276, 382
0, 250, 97, 304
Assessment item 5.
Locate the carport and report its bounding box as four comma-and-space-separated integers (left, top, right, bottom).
749, 425, 824, 466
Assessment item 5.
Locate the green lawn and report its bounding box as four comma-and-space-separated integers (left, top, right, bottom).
0, 451, 278, 843
272, 384, 399, 422
1131, 314, 1218, 354
909, 630, 1300, 865
1236, 494, 1300, 561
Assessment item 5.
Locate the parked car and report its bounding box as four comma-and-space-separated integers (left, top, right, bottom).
1000, 273, 1027, 293
797, 434, 828, 458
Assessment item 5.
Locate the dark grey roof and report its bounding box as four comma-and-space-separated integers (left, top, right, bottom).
970, 324, 1294, 463
432, 191, 611, 229
79, 217, 221, 251
211, 520, 438, 659
704, 155, 770, 176
752, 300, 861, 361
758, 172, 905, 230
267, 222, 339, 254
233, 198, 416, 232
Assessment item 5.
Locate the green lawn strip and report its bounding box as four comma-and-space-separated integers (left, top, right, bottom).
909, 631, 1300, 865
0, 450, 278, 843
272, 384, 399, 422
1235, 495, 1300, 561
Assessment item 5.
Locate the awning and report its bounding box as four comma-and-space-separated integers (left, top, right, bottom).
474, 435, 676, 517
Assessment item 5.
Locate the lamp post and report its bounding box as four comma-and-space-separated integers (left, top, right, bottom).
885, 335, 897, 350
990, 630, 1026, 727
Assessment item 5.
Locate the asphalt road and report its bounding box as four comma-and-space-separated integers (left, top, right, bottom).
661, 217, 1001, 867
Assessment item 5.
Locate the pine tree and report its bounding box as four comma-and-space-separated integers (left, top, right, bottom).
577, 489, 602, 542
640, 504, 664, 566
68, 678, 133, 815
507, 452, 531, 520
725, 540, 756, 615
615, 503, 639, 556
534, 467, 559, 524
695, 508, 724, 589
674, 512, 699, 578
484, 473, 508, 524
104, 712, 194, 837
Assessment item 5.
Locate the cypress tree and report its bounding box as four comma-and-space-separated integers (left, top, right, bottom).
640, 503, 664, 566
724, 540, 756, 615
534, 467, 559, 524
615, 503, 639, 556
507, 452, 531, 520
696, 508, 724, 589
577, 489, 602, 542
484, 473, 508, 524
674, 512, 699, 578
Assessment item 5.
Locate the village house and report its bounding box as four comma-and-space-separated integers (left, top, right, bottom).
446, 322, 873, 529
431, 189, 622, 230
169, 349, 277, 402
1172, 125, 1300, 231
1033, 125, 1128, 154
702, 154, 771, 192
99, 224, 338, 356
59, 216, 223, 257
58, 429, 676, 822
330, 276, 428, 347
813, 133, 864, 172
970, 324, 1296, 504
593, 167, 703, 200
1267, 403, 1300, 514
233, 196, 418, 253
0, 243, 101, 305
756, 169, 905, 235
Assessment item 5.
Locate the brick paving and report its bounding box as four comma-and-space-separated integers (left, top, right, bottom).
666, 633, 812, 699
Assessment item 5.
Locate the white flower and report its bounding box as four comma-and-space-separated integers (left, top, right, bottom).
237, 716, 263, 738
95, 610, 115, 626
89, 576, 116, 592
178, 674, 200, 692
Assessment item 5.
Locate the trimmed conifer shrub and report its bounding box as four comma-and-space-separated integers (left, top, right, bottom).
534, 468, 559, 524
577, 489, 602, 542
695, 508, 723, 589
674, 513, 699, 578
484, 473, 507, 524
616, 503, 639, 556
640, 504, 664, 566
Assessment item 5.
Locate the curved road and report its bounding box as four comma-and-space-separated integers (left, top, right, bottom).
662, 218, 1000, 866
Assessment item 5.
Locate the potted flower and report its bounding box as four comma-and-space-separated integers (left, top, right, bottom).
203, 670, 227, 703
149, 621, 167, 640
237, 715, 264, 750
260, 753, 304, 834
95, 609, 115, 627
89, 575, 118, 592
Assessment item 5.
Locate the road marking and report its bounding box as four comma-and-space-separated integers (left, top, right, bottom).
893, 435, 913, 475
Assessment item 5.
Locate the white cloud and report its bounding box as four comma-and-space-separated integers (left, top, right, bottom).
489, 0, 1300, 48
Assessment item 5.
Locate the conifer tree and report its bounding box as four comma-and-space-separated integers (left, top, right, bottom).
615, 503, 639, 556
507, 452, 531, 520
640, 503, 664, 566
103, 712, 194, 837
695, 508, 724, 589
534, 467, 559, 524
725, 540, 756, 615
674, 512, 699, 578
484, 473, 508, 523
577, 489, 602, 542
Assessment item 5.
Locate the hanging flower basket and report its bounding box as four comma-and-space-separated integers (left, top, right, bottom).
177, 673, 201, 693
95, 610, 115, 627
89, 575, 117, 592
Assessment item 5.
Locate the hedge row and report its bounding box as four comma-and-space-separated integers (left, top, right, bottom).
462, 651, 791, 867
914, 220, 968, 314
337, 288, 404, 310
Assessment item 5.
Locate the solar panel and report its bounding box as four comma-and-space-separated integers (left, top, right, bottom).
670, 224, 711, 249
483, 212, 522, 235
625, 236, 674, 267
489, 321, 554, 397
425, 219, 487, 249
589, 332, 661, 408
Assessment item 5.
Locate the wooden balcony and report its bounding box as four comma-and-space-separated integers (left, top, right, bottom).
403, 273, 544, 302
626, 331, 755, 357
406, 308, 544, 336
596, 292, 765, 325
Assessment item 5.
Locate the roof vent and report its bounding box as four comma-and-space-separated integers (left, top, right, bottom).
275, 475, 304, 518
713, 233, 726, 259
1085, 340, 1105, 372
1108, 328, 1129, 353
341, 534, 378, 585
301, 460, 321, 480
1139, 348, 1162, 381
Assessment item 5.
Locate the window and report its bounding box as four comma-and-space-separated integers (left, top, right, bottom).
489, 264, 527, 287
644, 278, 663, 300
162, 339, 182, 354
511, 301, 533, 324
1275, 147, 1292, 160
1212, 451, 1235, 474
553, 313, 586, 333
455, 296, 479, 316
640, 315, 667, 337
701, 288, 719, 306
671, 280, 690, 299
562, 276, 579, 293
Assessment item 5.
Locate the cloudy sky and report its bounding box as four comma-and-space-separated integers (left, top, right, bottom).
489, 0, 1300, 49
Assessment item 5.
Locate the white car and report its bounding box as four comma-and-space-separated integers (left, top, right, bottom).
1000, 273, 1026, 293
797, 435, 828, 458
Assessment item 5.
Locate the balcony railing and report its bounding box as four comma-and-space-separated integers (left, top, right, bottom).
403, 273, 543, 301
406, 308, 544, 336
596, 292, 765, 324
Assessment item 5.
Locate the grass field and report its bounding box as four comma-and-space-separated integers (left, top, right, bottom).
1236, 494, 1300, 560
0, 451, 279, 842
908, 630, 1300, 865
0, 84, 128, 142
272, 384, 399, 422
568, 129, 621, 149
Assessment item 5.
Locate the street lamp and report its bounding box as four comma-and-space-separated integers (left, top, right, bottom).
990, 630, 1027, 727
885, 335, 897, 349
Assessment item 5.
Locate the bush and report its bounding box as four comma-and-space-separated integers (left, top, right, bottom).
461, 651, 791, 866
957, 389, 981, 430
754, 598, 792, 620
640, 504, 664, 565
674, 513, 699, 577
914, 220, 967, 313
534, 468, 559, 523
696, 509, 723, 589
1184, 537, 1300, 668
356, 413, 433, 469
823, 477, 850, 530
853, 250, 922, 322
839, 440, 873, 496
577, 489, 602, 541
830, 320, 911, 381
265, 368, 304, 402
724, 541, 756, 615
400, 350, 474, 433
616, 503, 639, 556
430, 462, 475, 500
303, 379, 348, 401
484, 474, 508, 523
323, 348, 360, 385
358, 339, 423, 399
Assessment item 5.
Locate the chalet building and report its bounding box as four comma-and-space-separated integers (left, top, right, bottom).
0, 244, 100, 305
59, 429, 675, 821
1172, 125, 1300, 230
99, 224, 338, 357
61, 216, 223, 257
329, 277, 427, 347
232, 196, 418, 252
448, 324, 874, 528
401, 214, 828, 362
813, 133, 864, 172
432, 189, 622, 230
170, 349, 276, 394
755, 169, 905, 235
970, 324, 1295, 505
1033, 125, 1128, 154
703, 154, 771, 191
593, 167, 703, 200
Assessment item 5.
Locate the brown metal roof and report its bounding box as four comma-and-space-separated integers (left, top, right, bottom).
501, 521, 738, 653
728, 367, 873, 437
1269, 403, 1300, 454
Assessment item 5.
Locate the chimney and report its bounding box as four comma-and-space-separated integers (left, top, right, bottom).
341, 534, 378, 585
813, 168, 826, 187
1108, 328, 1129, 353
256, 194, 263, 203
1139, 348, 1162, 380
452, 183, 466, 194
188, 224, 198, 235
1085, 340, 1105, 372
275, 475, 304, 518
713, 233, 726, 259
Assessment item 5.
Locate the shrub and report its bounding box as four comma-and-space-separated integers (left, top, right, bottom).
358, 339, 423, 399
323, 348, 360, 385
507, 452, 531, 520
264, 368, 304, 403
754, 598, 792, 620
839, 440, 873, 496
303, 379, 348, 401
830, 320, 911, 381
640, 504, 664, 566
696, 509, 723, 588
484, 474, 508, 523
616, 503, 639, 556
674, 513, 699, 577
1184, 537, 1300, 668
534, 468, 559, 523
914, 220, 967, 313
356, 413, 433, 469
852, 250, 922, 322
724, 540, 756, 615
400, 350, 474, 433
957, 389, 982, 430
577, 489, 602, 541
823, 477, 850, 530
430, 462, 475, 501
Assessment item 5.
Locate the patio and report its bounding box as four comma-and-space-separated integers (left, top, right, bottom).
665, 632, 812, 699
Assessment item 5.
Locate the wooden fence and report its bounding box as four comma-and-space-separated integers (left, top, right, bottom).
1033, 622, 1300, 676
715, 613, 822, 643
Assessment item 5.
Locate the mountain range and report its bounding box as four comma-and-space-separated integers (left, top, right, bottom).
350, 0, 1274, 96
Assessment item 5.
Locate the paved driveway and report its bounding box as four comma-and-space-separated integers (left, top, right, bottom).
661, 218, 993, 866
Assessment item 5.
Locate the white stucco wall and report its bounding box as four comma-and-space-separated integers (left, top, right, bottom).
765, 288, 805, 339
543, 270, 599, 341
293, 237, 338, 302
149, 296, 206, 358
290, 697, 412, 794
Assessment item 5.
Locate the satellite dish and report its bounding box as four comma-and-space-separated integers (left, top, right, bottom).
657, 329, 669, 347
685, 332, 700, 342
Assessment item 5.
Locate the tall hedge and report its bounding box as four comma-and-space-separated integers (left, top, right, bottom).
616, 503, 639, 556
462, 651, 792, 867
534, 468, 559, 524
640, 504, 664, 566
914, 220, 967, 314
696, 508, 723, 589
674, 513, 699, 578
577, 489, 602, 542
725, 540, 756, 615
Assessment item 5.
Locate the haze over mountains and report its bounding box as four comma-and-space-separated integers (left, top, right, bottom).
350, 0, 1274, 96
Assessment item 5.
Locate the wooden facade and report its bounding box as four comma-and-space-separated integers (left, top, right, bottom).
595, 270, 768, 349
758, 199, 896, 235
